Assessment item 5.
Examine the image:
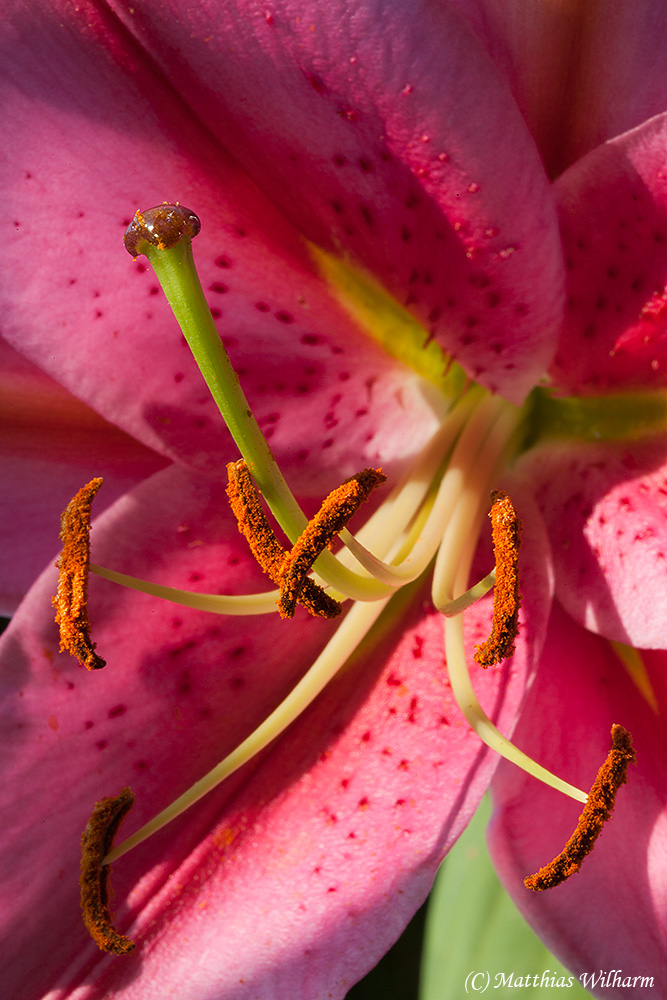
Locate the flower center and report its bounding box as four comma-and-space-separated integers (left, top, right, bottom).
55, 205, 635, 955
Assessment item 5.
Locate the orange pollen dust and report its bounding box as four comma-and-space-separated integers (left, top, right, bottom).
52, 478, 106, 670
474, 490, 522, 667
80, 787, 136, 954
524, 724, 636, 891
278, 467, 386, 617
225, 460, 386, 619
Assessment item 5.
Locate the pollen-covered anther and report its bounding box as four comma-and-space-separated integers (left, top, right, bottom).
225, 460, 342, 619
278, 468, 386, 617
474, 490, 522, 667
123, 203, 201, 258
80, 787, 136, 954
52, 478, 106, 670
524, 725, 636, 891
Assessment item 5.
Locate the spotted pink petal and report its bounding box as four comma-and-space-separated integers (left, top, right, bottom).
445, 0, 667, 177
551, 112, 667, 394
0, 335, 167, 614
0, 466, 552, 999
1, 1, 443, 492
488, 602, 667, 987
518, 433, 667, 649
112, 0, 566, 401
2, 0, 564, 419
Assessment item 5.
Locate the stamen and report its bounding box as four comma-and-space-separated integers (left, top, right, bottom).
524, 725, 636, 891
278, 468, 386, 617
225, 460, 342, 619
225, 460, 288, 578
445, 615, 588, 804
434, 403, 588, 805
432, 394, 520, 613
474, 490, 522, 667
437, 567, 496, 617
80, 787, 136, 954
339, 388, 486, 590
90, 563, 281, 616
52, 478, 106, 670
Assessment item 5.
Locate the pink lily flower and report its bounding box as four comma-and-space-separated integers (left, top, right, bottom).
1, 1, 666, 997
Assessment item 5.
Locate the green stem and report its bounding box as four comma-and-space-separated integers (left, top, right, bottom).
144, 239, 306, 539
142, 237, 389, 601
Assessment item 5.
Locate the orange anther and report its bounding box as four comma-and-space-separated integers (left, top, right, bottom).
80, 788, 136, 954
525, 725, 636, 891
474, 490, 522, 667
52, 478, 106, 670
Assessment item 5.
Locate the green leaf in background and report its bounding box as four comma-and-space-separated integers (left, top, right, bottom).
419, 797, 592, 1000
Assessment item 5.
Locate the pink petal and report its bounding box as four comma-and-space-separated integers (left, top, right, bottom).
114, 0, 565, 400
2, 0, 563, 412
0, 466, 552, 999
0, 335, 167, 614
517, 115, 667, 650
551, 112, 667, 394
488, 603, 667, 987
447, 0, 667, 176
519, 433, 667, 649
1, 0, 439, 492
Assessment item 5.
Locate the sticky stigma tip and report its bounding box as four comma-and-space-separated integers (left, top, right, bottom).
124, 203, 201, 258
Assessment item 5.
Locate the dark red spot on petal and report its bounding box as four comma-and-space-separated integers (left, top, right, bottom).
303, 70, 325, 93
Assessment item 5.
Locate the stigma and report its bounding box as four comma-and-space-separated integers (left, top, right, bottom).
55, 205, 637, 953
